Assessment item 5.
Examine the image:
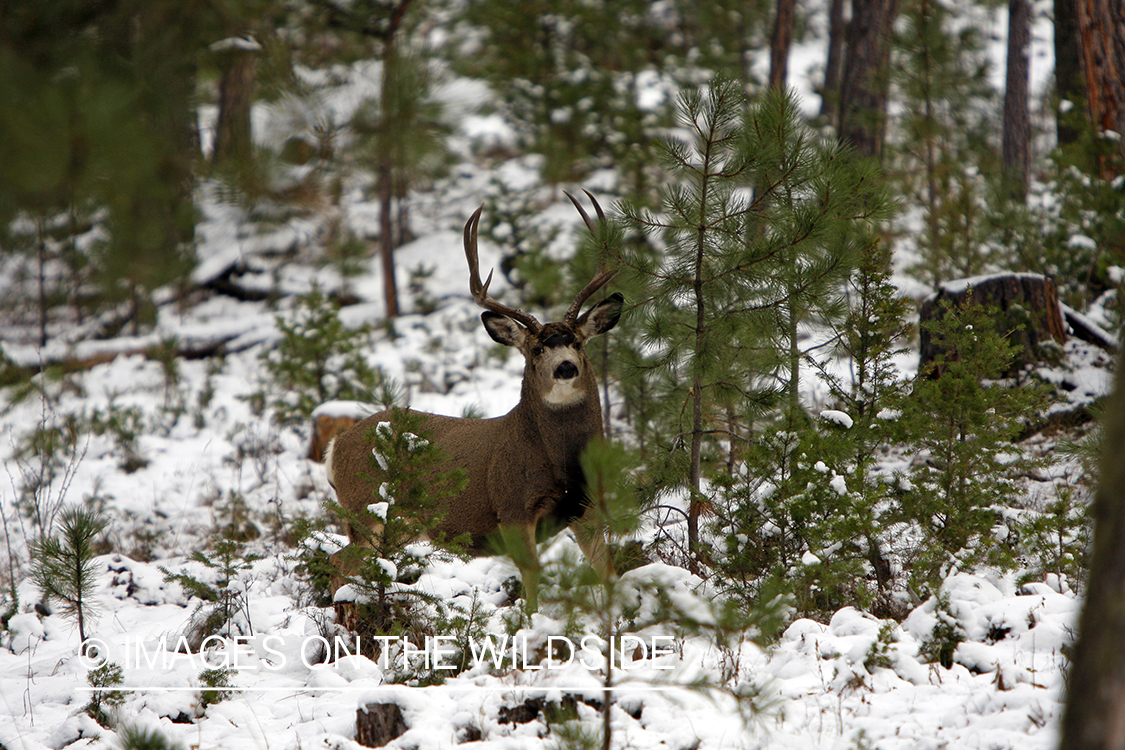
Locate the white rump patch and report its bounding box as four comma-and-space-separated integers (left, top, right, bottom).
324, 437, 338, 488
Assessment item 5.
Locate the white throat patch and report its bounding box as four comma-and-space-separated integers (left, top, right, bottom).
544, 379, 585, 407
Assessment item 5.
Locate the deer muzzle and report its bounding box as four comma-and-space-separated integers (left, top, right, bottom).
554, 361, 579, 380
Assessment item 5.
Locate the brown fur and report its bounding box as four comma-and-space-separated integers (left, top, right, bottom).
326, 294, 623, 611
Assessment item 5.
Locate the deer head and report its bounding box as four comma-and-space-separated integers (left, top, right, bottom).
463, 190, 623, 412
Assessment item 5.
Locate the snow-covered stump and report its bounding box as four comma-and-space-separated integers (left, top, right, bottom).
356, 701, 408, 747
919, 272, 1067, 377
307, 400, 378, 462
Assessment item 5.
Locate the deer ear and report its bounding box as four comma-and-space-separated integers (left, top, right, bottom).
577, 292, 623, 338
482, 312, 527, 347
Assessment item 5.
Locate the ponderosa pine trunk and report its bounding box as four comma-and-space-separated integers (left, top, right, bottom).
213, 41, 258, 166
768, 0, 797, 89
819, 0, 846, 124
1075, 0, 1125, 177
838, 0, 899, 160
1054, 0, 1084, 146
1059, 346, 1125, 749
1002, 0, 1031, 200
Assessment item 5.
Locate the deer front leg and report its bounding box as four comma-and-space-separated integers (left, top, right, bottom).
497, 521, 543, 613
571, 519, 615, 579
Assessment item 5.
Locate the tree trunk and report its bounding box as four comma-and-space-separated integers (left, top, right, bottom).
1059, 347, 1125, 750
213, 40, 259, 166
36, 219, 49, 347
356, 702, 408, 748
819, 0, 847, 124
379, 41, 401, 319
1054, 0, 1084, 146
1075, 0, 1125, 177
688, 265, 705, 563
1002, 0, 1031, 200
838, 0, 899, 160
768, 0, 797, 89
379, 170, 399, 319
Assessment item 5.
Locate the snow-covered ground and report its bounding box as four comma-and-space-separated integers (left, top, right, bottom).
0, 176, 1104, 747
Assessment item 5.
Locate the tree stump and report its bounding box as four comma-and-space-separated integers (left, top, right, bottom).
919, 273, 1067, 377
356, 702, 408, 748
307, 401, 378, 462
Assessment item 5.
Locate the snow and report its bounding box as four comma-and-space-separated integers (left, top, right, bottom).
929, 271, 1054, 299
820, 409, 854, 429
311, 400, 379, 421
0, 308, 1088, 750
4, 204, 1094, 748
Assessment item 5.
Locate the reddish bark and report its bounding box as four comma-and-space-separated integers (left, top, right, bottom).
1075, 0, 1125, 176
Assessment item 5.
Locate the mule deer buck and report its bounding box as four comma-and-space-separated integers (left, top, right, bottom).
325, 191, 623, 612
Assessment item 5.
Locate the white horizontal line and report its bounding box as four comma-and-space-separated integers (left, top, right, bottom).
79, 685, 689, 693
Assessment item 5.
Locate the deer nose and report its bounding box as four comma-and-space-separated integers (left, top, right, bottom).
554, 361, 579, 380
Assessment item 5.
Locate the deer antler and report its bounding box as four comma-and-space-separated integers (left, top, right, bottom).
464, 206, 542, 333
563, 189, 619, 325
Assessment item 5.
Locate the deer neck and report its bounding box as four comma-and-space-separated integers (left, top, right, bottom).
515, 374, 603, 470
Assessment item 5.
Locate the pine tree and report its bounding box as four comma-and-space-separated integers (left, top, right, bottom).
0, 3, 214, 333
254, 286, 395, 426
819, 238, 913, 465
31, 507, 108, 643
838, 0, 899, 159
620, 79, 889, 557
898, 294, 1047, 590
544, 439, 784, 750
454, 0, 675, 187
1073, 0, 1125, 179
1001, 0, 1032, 201
891, 0, 1003, 286
328, 408, 468, 659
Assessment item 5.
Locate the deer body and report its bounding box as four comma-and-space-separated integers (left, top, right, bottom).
325, 193, 621, 611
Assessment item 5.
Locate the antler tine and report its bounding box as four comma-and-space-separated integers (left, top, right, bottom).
563, 190, 619, 324
464, 206, 542, 332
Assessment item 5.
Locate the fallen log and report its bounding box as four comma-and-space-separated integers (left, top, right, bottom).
1, 329, 247, 378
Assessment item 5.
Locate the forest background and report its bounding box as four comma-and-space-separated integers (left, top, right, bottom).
2, 0, 1125, 748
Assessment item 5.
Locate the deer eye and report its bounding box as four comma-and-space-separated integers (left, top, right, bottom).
532, 346, 544, 356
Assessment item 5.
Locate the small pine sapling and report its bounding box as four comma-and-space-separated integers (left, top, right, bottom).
162, 537, 260, 639
918, 591, 966, 669
478, 180, 565, 311
252, 285, 394, 426
84, 661, 126, 727
899, 293, 1049, 590
197, 667, 234, 710
1014, 485, 1091, 588
328, 408, 467, 670
620, 78, 890, 557
114, 723, 186, 750
715, 412, 875, 618
806, 237, 914, 613
31, 506, 108, 643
